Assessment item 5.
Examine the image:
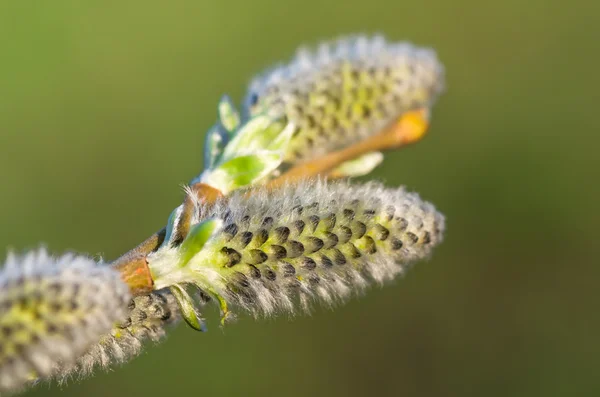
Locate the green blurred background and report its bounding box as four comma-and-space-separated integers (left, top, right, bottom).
1, 0, 598, 396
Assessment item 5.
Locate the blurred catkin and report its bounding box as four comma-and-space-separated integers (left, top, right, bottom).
0, 250, 131, 394
244, 35, 444, 163
52, 289, 179, 383
148, 179, 445, 320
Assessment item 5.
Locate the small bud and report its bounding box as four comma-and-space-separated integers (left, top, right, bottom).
218, 95, 241, 132
0, 249, 131, 393
51, 289, 179, 383
148, 180, 445, 324
244, 35, 445, 163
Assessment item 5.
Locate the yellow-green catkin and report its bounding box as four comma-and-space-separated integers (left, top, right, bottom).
244, 35, 445, 163
52, 289, 179, 383
0, 250, 131, 394
149, 179, 445, 320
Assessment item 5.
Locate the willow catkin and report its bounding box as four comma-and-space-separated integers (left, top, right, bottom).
149, 179, 445, 320
52, 289, 179, 383
244, 35, 445, 162
0, 249, 131, 393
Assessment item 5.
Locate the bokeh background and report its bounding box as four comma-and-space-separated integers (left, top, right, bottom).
1, 1, 598, 396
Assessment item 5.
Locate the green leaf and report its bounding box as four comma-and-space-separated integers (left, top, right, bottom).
221, 115, 286, 160
179, 218, 222, 265
267, 121, 295, 153
218, 95, 241, 133
203, 151, 282, 193
203, 124, 228, 169
170, 284, 206, 332
162, 206, 183, 248
330, 151, 384, 178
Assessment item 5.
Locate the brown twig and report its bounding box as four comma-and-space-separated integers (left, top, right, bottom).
111, 255, 155, 295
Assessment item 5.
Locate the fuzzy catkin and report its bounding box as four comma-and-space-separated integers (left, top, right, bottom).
150, 180, 445, 319
244, 35, 445, 162
52, 289, 179, 383
0, 249, 131, 394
